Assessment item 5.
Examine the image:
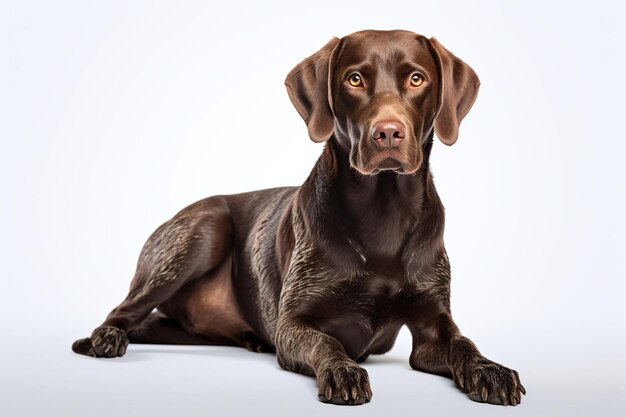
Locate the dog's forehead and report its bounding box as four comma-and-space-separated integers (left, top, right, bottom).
337, 30, 435, 72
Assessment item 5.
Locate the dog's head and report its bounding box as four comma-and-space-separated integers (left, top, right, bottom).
285, 30, 480, 175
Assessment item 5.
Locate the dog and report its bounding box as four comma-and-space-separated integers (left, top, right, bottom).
73, 29, 525, 406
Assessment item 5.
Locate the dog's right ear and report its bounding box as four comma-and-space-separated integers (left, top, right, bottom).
285, 37, 342, 143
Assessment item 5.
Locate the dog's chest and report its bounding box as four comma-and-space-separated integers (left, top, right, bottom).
309, 268, 414, 359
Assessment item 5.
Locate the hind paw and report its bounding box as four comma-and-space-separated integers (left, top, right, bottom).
72, 326, 128, 358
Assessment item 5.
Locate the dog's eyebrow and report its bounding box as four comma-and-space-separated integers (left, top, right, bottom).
339, 63, 376, 78
395, 61, 431, 77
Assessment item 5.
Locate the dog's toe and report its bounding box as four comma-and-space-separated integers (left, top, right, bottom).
71, 337, 96, 357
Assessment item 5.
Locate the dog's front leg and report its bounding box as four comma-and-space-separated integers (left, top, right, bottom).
272, 210, 372, 405
408, 311, 526, 406
275, 315, 372, 405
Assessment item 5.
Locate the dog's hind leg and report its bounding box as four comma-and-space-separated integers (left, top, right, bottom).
126, 311, 234, 346
126, 309, 274, 353
72, 197, 232, 358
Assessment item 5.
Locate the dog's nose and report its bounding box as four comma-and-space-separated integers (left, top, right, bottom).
372, 121, 405, 148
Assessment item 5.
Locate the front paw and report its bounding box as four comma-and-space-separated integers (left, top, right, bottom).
317, 361, 372, 405
453, 357, 526, 406
72, 326, 128, 358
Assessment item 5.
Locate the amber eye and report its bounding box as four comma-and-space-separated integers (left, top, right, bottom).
410, 73, 424, 87
348, 73, 363, 87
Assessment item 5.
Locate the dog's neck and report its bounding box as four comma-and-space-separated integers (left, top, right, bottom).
298, 132, 439, 258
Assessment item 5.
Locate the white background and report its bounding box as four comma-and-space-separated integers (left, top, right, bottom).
1, 1, 625, 416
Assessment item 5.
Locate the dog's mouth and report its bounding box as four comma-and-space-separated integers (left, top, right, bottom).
350, 146, 421, 176
369, 154, 405, 173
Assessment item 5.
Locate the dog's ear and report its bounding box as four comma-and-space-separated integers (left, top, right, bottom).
427, 37, 480, 146
285, 37, 342, 143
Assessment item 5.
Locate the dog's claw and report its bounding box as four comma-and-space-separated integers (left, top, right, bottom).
364, 381, 372, 401
499, 389, 509, 406
456, 372, 465, 389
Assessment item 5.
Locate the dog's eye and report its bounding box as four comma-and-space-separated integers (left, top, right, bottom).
348, 73, 363, 87
410, 73, 424, 87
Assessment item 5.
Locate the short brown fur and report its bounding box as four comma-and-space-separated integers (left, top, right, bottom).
73, 30, 525, 406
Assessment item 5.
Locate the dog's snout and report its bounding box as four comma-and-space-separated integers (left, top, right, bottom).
372, 121, 405, 148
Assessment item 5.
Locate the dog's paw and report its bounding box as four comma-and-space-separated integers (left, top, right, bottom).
453, 356, 525, 406
71, 326, 128, 358
317, 361, 372, 405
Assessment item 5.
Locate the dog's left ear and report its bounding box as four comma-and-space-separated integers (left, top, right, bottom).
285, 37, 342, 143
427, 37, 480, 146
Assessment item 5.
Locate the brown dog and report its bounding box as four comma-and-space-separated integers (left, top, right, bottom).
72, 29, 525, 406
